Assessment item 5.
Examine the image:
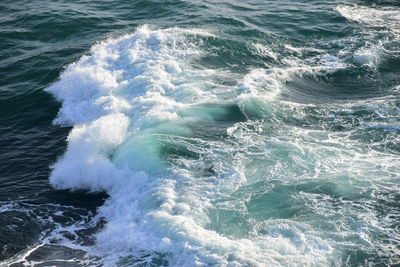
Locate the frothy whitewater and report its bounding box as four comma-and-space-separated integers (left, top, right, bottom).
45, 17, 400, 266
1, 2, 400, 266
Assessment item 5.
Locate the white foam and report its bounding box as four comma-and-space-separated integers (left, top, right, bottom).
337, 5, 400, 70
248, 42, 279, 61
235, 56, 347, 116
353, 43, 383, 67
46, 26, 362, 266
0, 200, 101, 266
337, 5, 400, 30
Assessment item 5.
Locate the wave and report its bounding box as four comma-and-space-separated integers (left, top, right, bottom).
45, 25, 400, 266
44, 25, 339, 266
337, 5, 400, 70
337, 5, 400, 30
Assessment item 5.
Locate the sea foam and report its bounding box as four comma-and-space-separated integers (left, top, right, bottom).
46, 26, 336, 266
337, 5, 400, 69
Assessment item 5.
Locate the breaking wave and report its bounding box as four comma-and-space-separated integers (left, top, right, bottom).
44, 24, 400, 266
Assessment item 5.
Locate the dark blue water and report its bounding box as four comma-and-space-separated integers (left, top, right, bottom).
1, 0, 399, 266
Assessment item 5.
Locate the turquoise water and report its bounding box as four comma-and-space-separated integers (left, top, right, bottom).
1, 0, 400, 266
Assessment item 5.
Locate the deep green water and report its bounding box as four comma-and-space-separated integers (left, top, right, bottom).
1, 0, 400, 266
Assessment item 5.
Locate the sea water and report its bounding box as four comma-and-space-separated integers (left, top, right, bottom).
1, 0, 399, 266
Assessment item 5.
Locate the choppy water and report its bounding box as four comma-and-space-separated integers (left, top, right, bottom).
1, 0, 400, 266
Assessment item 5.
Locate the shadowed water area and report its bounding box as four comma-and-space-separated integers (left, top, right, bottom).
1, 0, 399, 266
